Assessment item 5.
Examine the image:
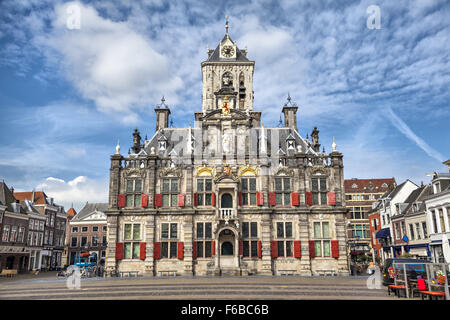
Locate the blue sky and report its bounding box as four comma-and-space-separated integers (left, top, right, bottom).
0, 0, 449, 211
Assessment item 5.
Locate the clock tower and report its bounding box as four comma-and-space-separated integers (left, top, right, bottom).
201, 18, 255, 113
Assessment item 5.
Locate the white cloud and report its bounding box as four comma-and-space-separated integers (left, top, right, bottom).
36, 176, 108, 211
34, 1, 183, 119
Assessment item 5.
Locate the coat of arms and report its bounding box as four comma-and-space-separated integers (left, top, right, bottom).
221, 97, 230, 116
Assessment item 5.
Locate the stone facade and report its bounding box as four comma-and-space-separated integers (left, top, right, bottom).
105, 27, 349, 277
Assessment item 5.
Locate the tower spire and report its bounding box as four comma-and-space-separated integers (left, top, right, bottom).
225, 15, 229, 34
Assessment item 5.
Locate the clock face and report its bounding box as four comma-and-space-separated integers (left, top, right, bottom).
221, 45, 235, 57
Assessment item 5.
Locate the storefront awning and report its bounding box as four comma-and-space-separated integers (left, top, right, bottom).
376, 228, 390, 239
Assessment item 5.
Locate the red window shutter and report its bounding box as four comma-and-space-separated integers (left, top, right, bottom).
258, 240, 262, 259
239, 241, 243, 256
115, 242, 123, 260
238, 192, 242, 206
140, 242, 146, 260
291, 192, 299, 206
154, 194, 162, 207
331, 240, 339, 258
117, 194, 126, 208
193, 193, 198, 207
271, 241, 277, 258
212, 241, 215, 256
306, 192, 313, 206
212, 193, 216, 207
193, 241, 197, 259
141, 194, 149, 208
328, 192, 336, 205
153, 242, 161, 259
294, 240, 301, 258
177, 242, 184, 260
308, 240, 315, 258
269, 192, 276, 206
256, 192, 264, 206
178, 193, 185, 207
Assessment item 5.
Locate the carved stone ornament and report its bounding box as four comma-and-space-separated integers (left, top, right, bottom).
274, 167, 294, 176
125, 168, 144, 177
238, 164, 258, 177
159, 167, 182, 178
311, 167, 328, 176
196, 165, 214, 177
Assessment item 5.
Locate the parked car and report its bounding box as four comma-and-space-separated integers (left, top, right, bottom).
382, 258, 432, 286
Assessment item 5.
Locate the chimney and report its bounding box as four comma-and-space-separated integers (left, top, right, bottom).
155, 96, 171, 131
281, 94, 298, 132
31, 190, 35, 204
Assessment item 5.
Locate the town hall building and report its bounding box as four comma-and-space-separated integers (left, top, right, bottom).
105, 22, 349, 276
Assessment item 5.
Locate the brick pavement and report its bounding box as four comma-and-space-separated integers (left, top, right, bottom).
0, 274, 404, 300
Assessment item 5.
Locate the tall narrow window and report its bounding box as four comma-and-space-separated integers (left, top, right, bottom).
161, 223, 178, 258
242, 222, 258, 257
2, 225, 10, 242
162, 178, 179, 207
126, 179, 142, 207
274, 177, 291, 206
197, 178, 213, 206
313, 221, 331, 257
123, 223, 141, 259
241, 178, 257, 206
312, 177, 327, 205
196, 222, 213, 258
276, 222, 293, 257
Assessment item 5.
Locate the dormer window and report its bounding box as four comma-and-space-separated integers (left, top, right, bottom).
352, 183, 358, 189
159, 141, 167, 151
433, 182, 441, 194
382, 183, 388, 188
287, 140, 295, 150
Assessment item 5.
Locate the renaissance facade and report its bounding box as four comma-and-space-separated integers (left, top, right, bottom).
105, 24, 349, 276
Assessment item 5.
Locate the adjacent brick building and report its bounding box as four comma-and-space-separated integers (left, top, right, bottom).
344, 178, 396, 261
68, 203, 107, 265
0, 182, 30, 272
14, 191, 67, 270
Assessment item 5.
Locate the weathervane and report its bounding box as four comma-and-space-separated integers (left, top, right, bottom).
225, 15, 229, 34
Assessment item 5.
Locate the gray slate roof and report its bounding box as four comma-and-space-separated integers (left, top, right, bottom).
140, 126, 317, 158
72, 203, 108, 222
0, 182, 26, 213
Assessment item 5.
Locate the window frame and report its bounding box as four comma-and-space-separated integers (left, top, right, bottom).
242, 222, 259, 258
161, 177, 179, 208
126, 179, 143, 208
123, 223, 142, 260
274, 177, 291, 206
275, 221, 293, 258
196, 178, 213, 207
311, 176, 328, 205
160, 223, 178, 259
312, 221, 331, 258
241, 177, 257, 206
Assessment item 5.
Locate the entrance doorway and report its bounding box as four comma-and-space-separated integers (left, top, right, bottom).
222, 242, 233, 255
218, 228, 237, 270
